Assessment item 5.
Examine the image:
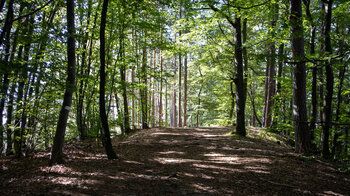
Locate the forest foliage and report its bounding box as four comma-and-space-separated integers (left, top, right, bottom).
0, 0, 349, 163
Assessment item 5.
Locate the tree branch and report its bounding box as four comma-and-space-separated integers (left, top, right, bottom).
12, 0, 54, 22
227, 1, 269, 10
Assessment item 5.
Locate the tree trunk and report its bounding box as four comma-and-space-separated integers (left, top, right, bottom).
172, 83, 177, 127
119, 23, 131, 134
151, 49, 156, 127
234, 15, 246, 136
289, 0, 310, 153
0, 0, 15, 153
0, 0, 14, 48
229, 81, 235, 121
165, 82, 168, 126
141, 45, 149, 129
183, 53, 187, 127
321, 0, 333, 159
303, 0, 317, 136
76, 1, 92, 140
49, 0, 77, 165
159, 50, 163, 126
98, 0, 117, 159
132, 66, 135, 129
178, 54, 182, 127
14, 46, 24, 158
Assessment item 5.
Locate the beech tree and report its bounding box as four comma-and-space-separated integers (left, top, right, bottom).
50, 0, 77, 165
289, 0, 310, 153
99, 0, 117, 159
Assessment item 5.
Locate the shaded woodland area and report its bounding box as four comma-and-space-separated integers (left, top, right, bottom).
0, 0, 349, 194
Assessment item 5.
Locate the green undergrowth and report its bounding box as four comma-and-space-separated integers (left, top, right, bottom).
227, 127, 293, 148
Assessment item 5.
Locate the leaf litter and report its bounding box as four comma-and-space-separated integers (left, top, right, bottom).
0, 127, 349, 195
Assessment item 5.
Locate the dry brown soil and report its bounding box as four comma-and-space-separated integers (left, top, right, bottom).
1, 127, 349, 195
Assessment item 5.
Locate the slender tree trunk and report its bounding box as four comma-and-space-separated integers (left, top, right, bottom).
141, 45, 149, 129
264, 4, 278, 127
49, 0, 77, 165
229, 81, 235, 121
14, 46, 24, 158
234, 15, 246, 136
76, 1, 92, 140
196, 87, 202, 128
0, 0, 14, 48
332, 65, 346, 158
183, 53, 187, 127
303, 0, 317, 136
242, 17, 248, 114
0, 0, 15, 153
151, 50, 156, 127
0, 0, 5, 14
165, 82, 168, 126
178, 54, 182, 127
119, 22, 131, 134
132, 67, 135, 129
173, 84, 177, 127
159, 50, 163, 126
289, 0, 310, 153
5, 82, 16, 155
248, 87, 262, 127
276, 44, 284, 93
98, 0, 117, 159
321, 0, 333, 159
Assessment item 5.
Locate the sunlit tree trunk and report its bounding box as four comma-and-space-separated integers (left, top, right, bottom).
50, 0, 77, 165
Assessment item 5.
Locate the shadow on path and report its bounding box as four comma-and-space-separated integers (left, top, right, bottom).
1, 127, 349, 195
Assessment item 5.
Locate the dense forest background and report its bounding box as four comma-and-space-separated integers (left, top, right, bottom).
0, 0, 349, 164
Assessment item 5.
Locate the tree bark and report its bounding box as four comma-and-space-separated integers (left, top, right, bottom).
234, 15, 246, 136
141, 45, 149, 129
98, 0, 117, 159
183, 53, 187, 127
178, 53, 182, 127
289, 0, 310, 153
5, 82, 16, 155
321, 0, 333, 159
302, 0, 317, 135
76, 0, 92, 140
0, 0, 14, 48
50, 0, 77, 165
159, 50, 163, 126
151, 50, 156, 127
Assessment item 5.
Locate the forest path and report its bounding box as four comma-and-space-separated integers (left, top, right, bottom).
1, 127, 349, 195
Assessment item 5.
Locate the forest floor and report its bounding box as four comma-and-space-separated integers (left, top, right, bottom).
0, 127, 349, 195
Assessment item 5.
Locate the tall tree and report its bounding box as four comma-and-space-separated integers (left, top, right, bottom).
289, 0, 310, 153
141, 45, 149, 129
99, 0, 117, 159
233, 14, 246, 136
302, 0, 317, 136
49, 0, 77, 165
263, 3, 278, 128
321, 0, 334, 159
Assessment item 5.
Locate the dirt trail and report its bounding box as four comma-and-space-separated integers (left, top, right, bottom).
1, 127, 349, 195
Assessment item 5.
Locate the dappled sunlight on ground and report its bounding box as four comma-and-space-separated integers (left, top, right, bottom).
0, 127, 349, 195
